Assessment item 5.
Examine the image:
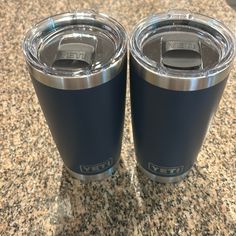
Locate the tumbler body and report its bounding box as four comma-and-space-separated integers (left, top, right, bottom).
23, 11, 127, 180
130, 62, 227, 179
130, 10, 235, 182
31, 66, 126, 175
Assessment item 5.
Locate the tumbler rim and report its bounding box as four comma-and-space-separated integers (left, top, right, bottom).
130, 10, 236, 91
23, 11, 127, 90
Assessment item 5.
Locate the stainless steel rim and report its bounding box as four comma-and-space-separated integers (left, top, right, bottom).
65, 160, 119, 181
138, 164, 190, 183
27, 58, 126, 90
130, 54, 232, 91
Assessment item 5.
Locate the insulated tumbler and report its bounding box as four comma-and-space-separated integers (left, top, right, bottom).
130, 10, 235, 183
23, 12, 127, 181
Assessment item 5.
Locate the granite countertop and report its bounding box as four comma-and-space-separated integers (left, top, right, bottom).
1, 0, 236, 235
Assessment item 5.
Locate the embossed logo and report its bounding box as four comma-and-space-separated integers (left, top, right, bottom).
166, 41, 199, 52
148, 162, 184, 176
79, 158, 113, 174
60, 51, 87, 61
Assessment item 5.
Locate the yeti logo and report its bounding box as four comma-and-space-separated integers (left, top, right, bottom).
80, 158, 113, 174
148, 162, 184, 176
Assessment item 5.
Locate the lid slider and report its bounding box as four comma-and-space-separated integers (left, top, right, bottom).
161, 35, 202, 70
53, 34, 98, 69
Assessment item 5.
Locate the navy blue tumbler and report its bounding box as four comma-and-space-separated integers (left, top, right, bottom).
23, 11, 127, 181
130, 10, 235, 183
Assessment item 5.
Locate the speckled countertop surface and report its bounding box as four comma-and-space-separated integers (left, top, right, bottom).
1, 0, 236, 235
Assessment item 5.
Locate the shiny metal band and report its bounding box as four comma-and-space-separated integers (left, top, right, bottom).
65, 160, 119, 181
130, 54, 232, 91
28, 57, 126, 90
138, 164, 190, 183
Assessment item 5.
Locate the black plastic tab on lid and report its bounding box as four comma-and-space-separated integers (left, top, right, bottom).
161, 35, 202, 70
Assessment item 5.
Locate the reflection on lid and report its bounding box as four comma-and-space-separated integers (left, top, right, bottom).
142, 30, 220, 71
38, 21, 118, 75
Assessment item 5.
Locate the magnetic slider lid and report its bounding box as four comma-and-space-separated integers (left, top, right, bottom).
130, 10, 236, 91
23, 11, 127, 90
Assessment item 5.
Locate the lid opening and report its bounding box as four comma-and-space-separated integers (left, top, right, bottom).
161, 35, 202, 70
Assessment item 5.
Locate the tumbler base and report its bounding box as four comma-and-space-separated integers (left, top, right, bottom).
138, 164, 190, 183
65, 161, 119, 182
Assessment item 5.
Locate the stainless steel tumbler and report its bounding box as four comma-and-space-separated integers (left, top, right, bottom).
23, 11, 127, 181
130, 10, 235, 183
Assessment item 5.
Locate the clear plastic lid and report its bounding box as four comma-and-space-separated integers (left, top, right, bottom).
130, 10, 236, 91
23, 11, 127, 89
